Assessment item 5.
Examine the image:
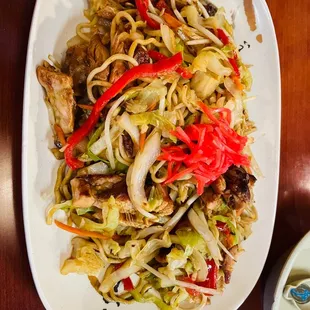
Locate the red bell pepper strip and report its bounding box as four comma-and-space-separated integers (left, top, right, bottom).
216, 221, 230, 236
179, 276, 201, 297
179, 260, 218, 296
148, 50, 193, 79
217, 28, 229, 45
228, 56, 240, 77
135, 0, 160, 29
207, 259, 218, 289
114, 263, 134, 291
65, 52, 183, 169
198, 259, 218, 290
122, 277, 134, 291
114, 263, 123, 270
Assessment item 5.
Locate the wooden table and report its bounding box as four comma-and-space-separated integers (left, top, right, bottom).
0, 0, 309, 309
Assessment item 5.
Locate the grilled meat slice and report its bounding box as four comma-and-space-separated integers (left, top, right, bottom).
201, 188, 221, 211
70, 174, 174, 227
63, 34, 110, 95
211, 175, 226, 194
37, 62, 75, 134
134, 46, 150, 65
71, 178, 96, 208
122, 132, 134, 158
223, 166, 256, 210
71, 174, 125, 209
63, 44, 89, 95
222, 245, 239, 284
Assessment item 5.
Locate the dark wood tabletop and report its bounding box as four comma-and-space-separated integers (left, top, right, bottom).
0, 0, 309, 309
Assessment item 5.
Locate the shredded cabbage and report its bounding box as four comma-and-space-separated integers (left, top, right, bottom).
241, 64, 253, 91
76, 206, 96, 216
118, 239, 146, 259
46, 200, 72, 225
176, 228, 208, 256
61, 237, 104, 276
192, 51, 232, 76
203, 12, 233, 36
224, 99, 244, 128
161, 24, 177, 54
190, 70, 220, 100
147, 185, 164, 212
224, 77, 242, 99
126, 79, 167, 114
130, 111, 175, 132
71, 197, 119, 232
131, 290, 173, 310
188, 208, 222, 261
167, 248, 191, 270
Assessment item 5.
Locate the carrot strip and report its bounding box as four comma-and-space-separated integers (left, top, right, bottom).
231, 76, 244, 91
54, 124, 66, 147
139, 131, 147, 152
54, 220, 111, 240
163, 12, 182, 28
148, 101, 157, 112
78, 104, 93, 111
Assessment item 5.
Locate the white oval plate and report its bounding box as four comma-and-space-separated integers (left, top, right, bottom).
22, 0, 280, 309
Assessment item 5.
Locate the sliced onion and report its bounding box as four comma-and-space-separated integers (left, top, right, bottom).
150, 193, 199, 240
105, 96, 125, 169
136, 233, 171, 262
217, 239, 236, 261
134, 226, 165, 239
197, 0, 209, 19
201, 46, 229, 60
90, 125, 121, 156
118, 112, 140, 149
191, 249, 208, 282
183, 5, 223, 47
179, 294, 208, 310
161, 24, 176, 54
99, 262, 141, 294
148, 0, 159, 14
163, 193, 199, 232
138, 262, 220, 295
188, 209, 222, 261
186, 39, 211, 45
224, 77, 242, 99
171, 0, 186, 23
148, 12, 164, 24
77, 162, 110, 176
127, 131, 161, 219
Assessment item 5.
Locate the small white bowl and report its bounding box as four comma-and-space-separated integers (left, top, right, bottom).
283, 278, 310, 309
264, 231, 310, 310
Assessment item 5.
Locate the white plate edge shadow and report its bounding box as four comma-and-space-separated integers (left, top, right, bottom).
22, 1, 281, 309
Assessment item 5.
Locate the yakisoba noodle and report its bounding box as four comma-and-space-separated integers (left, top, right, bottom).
36, 0, 258, 309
